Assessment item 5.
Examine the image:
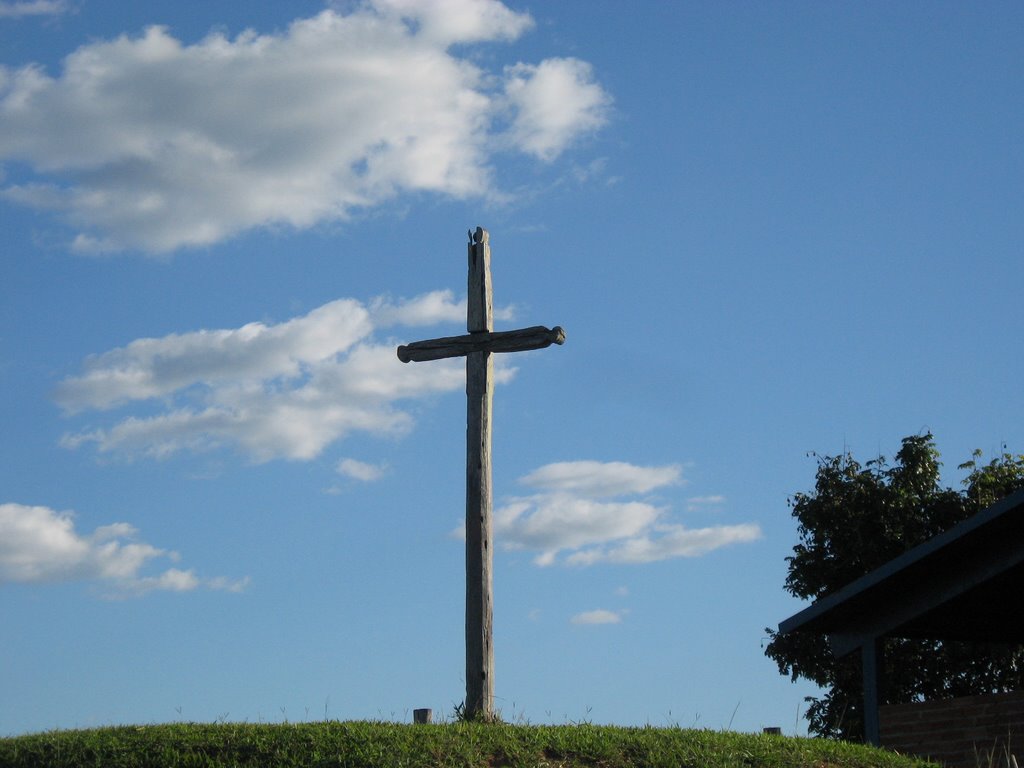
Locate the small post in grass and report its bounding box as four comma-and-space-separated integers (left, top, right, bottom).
413, 708, 432, 725
397, 227, 565, 721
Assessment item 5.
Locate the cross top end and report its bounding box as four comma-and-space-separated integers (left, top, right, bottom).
398, 228, 564, 365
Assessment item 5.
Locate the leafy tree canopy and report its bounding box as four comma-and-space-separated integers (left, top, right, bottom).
765, 433, 1024, 740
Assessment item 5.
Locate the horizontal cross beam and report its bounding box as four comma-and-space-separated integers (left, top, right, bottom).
397, 325, 565, 363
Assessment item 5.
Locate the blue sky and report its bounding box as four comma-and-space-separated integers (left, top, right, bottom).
2, 0, 1023, 737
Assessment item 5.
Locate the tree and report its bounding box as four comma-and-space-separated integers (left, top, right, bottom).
764, 433, 1024, 740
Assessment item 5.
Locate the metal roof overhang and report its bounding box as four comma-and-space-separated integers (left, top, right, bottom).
778, 487, 1024, 658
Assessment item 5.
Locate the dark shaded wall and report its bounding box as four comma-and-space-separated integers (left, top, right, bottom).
881, 690, 1024, 767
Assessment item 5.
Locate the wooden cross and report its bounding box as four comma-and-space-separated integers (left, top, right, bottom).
397, 227, 565, 721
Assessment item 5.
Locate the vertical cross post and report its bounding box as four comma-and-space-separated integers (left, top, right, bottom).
465, 227, 494, 720
397, 227, 565, 722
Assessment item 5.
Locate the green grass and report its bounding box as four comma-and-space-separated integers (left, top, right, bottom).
0, 721, 939, 768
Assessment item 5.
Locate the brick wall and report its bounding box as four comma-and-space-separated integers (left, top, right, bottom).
881, 690, 1024, 767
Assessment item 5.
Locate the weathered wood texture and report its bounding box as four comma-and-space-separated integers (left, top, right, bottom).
397, 326, 565, 363
395, 227, 564, 722
464, 229, 495, 721
468, 227, 493, 334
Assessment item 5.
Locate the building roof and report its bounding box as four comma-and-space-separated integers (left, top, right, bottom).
778, 487, 1024, 657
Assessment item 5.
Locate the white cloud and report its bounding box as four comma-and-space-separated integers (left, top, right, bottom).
687, 494, 726, 512
503, 58, 612, 161
370, 290, 466, 328
337, 458, 387, 482
0, 1, 610, 253
0, 502, 246, 596
520, 460, 682, 497
55, 299, 374, 412
564, 523, 763, 566
571, 609, 621, 626
367, 0, 534, 44
0, 0, 68, 18
57, 290, 515, 462
497, 495, 662, 566
369, 289, 518, 328
495, 460, 760, 566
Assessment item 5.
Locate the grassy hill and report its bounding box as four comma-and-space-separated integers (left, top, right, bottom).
0, 721, 940, 768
